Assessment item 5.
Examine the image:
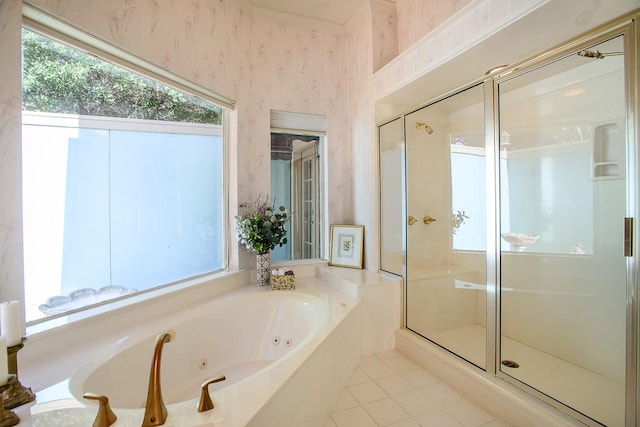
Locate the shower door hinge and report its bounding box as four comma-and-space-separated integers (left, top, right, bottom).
624, 217, 633, 257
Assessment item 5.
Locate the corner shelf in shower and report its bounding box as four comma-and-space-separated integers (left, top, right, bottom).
591, 120, 625, 180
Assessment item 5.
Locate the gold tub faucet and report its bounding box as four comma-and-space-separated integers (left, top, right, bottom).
83, 392, 118, 427
197, 375, 226, 412
142, 330, 175, 427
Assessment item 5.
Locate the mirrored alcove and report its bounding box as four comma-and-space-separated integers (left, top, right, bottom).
270, 110, 325, 262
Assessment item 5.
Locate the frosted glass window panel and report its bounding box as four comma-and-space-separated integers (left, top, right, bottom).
109, 130, 224, 288
451, 152, 486, 251
22, 124, 111, 298
22, 118, 224, 321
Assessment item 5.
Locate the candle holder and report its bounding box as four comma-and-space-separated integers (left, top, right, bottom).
3, 338, 35, 410
0, 375, 20, 427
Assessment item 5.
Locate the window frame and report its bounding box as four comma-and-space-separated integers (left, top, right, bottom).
21, 6, 233, 327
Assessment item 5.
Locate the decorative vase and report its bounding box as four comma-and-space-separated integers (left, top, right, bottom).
256, 252, 271, 287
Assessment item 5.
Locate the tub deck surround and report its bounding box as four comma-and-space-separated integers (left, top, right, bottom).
317, 266, 402, 355
24, 270, 363, 427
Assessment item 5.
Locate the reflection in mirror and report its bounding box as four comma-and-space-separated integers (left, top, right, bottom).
271, 132, 322, 261
379, 118, 405, 276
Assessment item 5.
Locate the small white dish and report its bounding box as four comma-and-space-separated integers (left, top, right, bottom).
501, 232, 540, 252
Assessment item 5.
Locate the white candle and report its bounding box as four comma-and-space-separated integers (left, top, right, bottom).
0, 335, 8, 386
0, 301, 22, 346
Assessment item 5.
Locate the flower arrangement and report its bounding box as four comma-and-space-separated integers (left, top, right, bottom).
235, 195, 290, 255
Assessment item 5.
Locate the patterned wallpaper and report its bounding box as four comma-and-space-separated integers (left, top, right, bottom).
248, 16, 350, 226
0, 0, 24, 304
0, 0, 356, 299
0, 0, 601, 303
396, 0, 472, 53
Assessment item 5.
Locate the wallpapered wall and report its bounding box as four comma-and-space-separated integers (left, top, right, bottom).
396, 0, 471, 52
0, 0, 24, 305
248, 15, 350, 236
0, 0, 557, 307
0, 0, 357, 304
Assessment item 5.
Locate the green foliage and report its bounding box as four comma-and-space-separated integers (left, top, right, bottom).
22, 29, 221, 124
452, 210, 469, 235
235, 195, 290, 255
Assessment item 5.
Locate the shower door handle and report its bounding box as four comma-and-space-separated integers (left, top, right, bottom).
624, 217, 633, 257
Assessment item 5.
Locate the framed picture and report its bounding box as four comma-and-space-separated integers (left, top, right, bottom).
329, 224, 364, 269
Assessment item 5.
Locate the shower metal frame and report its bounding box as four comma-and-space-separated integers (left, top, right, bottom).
489, 18, 638, 427
379, 9, 640, 427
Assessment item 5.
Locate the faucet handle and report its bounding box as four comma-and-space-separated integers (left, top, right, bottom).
83, 392, 118, 427
197, 375, 226, 413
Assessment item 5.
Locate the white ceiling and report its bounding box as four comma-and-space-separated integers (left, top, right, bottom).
248, 0, 369, 25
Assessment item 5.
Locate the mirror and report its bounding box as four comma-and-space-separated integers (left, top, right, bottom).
379, 118, 405, 276
271, 132, 322, 261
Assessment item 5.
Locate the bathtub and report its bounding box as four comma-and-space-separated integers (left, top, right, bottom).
69, 290, 323, 409
28, 274, 362, 427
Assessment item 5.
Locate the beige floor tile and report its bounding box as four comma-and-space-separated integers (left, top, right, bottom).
332, 389, 360, 412
323, 416, 338, 427
399, 368, 440, 388
421, 382, 464, 406
444, 400, 495, 427
360, 360, 396, 379
413, 409, 466, 427
375, 373, 416, 396
349, 367, 372, 385
330, 349, 512, 427
393, 388, 440, 416
332, 406, 378, 427
481, 420, 513, 427
358, 354, 379, 365
364, 397, 411, 426
348, 380, 388, 404
388, 419, 421, 427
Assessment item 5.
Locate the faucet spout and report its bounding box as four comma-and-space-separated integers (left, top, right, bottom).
142, 330, 175, 427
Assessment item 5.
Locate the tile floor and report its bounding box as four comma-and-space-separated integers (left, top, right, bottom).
326, 350, 511, 427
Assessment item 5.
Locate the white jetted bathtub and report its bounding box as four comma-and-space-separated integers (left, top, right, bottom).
69, 290, 323, 409
29, 275, 362, 427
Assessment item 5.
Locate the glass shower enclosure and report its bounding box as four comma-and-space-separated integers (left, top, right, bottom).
380, 22, 637, 426
497, 34, 628, 427
404, 83, 487, 370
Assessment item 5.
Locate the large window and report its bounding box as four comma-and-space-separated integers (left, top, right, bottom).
22, 28, 226, 322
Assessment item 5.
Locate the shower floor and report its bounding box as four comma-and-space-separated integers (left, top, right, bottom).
430, 324, 625, 427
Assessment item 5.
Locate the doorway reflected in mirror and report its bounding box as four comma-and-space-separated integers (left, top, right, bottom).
271, 132, 322, 261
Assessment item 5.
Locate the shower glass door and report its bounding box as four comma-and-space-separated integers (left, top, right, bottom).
497, 35, 627, 426
405, 83, 487, 369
